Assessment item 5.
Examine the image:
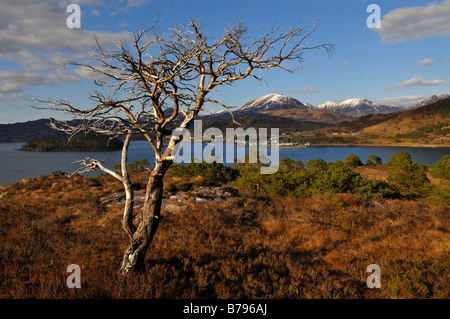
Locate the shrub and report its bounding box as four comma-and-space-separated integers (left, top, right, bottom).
171, 160, 240, 185
387, 152, 431, 193
233, 159, 393, 199
353, 178, 396, 199
344, 154, 364, 168
280, 158, 305, 171
430, 155, 450, 179
395, 131, 427, 139
113, 158, 150, 173
128, 159, 150, 173
313, 160, 362, 193
305, 158, 327, 170
366, 155, 382, 166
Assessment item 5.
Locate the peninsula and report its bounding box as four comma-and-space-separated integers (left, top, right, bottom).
20, 135, 123, 152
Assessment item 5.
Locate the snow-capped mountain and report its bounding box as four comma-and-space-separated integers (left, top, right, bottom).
301, 101, 315, 108
316, 98, 404, 117
200, 93, 354, 127
239, 93, 310, 112
409, 94, 450, 109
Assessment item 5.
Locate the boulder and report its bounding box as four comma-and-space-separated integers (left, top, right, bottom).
164, 203, 188, 213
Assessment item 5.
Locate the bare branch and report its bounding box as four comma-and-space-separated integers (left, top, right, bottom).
70, 157, 124, 182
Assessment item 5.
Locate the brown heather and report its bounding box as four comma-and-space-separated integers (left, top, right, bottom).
0, 168, 448, 299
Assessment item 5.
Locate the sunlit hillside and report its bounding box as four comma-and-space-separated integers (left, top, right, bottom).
357, 98, 450, 145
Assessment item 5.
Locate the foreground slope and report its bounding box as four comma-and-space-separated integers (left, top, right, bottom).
0, 162, 448, 298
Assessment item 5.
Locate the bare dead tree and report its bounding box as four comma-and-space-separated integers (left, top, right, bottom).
35, 19, 332, 274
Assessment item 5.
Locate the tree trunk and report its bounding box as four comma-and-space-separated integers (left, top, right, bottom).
119, 159, 172, 274
121, 131, 136, 239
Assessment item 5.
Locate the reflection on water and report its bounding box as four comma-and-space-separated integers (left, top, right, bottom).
0, 141, 449, 186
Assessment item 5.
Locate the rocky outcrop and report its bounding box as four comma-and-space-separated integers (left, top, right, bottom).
99, 186, 239, 214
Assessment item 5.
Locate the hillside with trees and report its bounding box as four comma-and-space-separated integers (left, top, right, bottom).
356, 98, 450, 145
20, 135, 123, 152
0, 119, 68, 143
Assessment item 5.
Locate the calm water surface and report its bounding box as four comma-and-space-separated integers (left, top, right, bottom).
0, 141, 449, 186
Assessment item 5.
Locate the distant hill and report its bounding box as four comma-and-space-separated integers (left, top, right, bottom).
20, 135, 123, 152
409, 94, 450, 109
319, 112, 401, 134
0, 119, 68, 143
196, 114, 326, 135
356, 97, 450, 145
0, 118, 139, 144
316, 98, 404, 117
258, 108, 355, 125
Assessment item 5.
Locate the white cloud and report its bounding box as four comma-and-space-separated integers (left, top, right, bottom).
0, 0, 131, 97
73, 66, 110, 82
0, 50, 67, 71
375, 0, 450, 43
57, 0, 105, 6
293, 86, 319, 94
46, 72, 81, 83
0, 71, 53, 93
384, 76, 448, 91
73, 66, 96, 80
126, 0, 151, 8
0, 1, 130, 56
417, 58, 434, 66
0, 69, 83, 94
375, 95, 424, 107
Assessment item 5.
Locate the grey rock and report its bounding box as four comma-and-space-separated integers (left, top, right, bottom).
164, 204, 188, 213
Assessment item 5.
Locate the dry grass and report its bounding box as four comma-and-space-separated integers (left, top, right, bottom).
354, 166, 389, 180
0, 171, 448, 299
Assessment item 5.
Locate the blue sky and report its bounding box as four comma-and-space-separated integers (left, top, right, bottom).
0, 0, 449, 123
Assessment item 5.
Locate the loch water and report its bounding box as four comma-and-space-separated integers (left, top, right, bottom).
0, 141, 449, 186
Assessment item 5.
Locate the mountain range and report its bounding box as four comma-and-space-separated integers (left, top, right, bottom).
316, 98, 404, 117
1, 93, 448, 144
203, 93, 355, 131
231, 93, 449, 117
209, 93, 409, 118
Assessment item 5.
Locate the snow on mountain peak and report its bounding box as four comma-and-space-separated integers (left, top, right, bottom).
317, 98, 404, 116
301, 101, 315, 108
318, 101, 336, 108
341, 98, 372, 106
249, 93, 287, 106
409, 94, 450, 109
240, 93, 308, 111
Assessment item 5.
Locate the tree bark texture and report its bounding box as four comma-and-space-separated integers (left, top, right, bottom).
119, 159, 172, 274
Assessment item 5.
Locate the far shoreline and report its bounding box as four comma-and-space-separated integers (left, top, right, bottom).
2, 140, 450, 149
281, 143, 450, 149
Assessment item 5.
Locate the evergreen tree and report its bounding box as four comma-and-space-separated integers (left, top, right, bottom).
344, 154, 364, 168
366, 155, 382, 166
387, 152, 430, 192
430, 155, 450, 179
